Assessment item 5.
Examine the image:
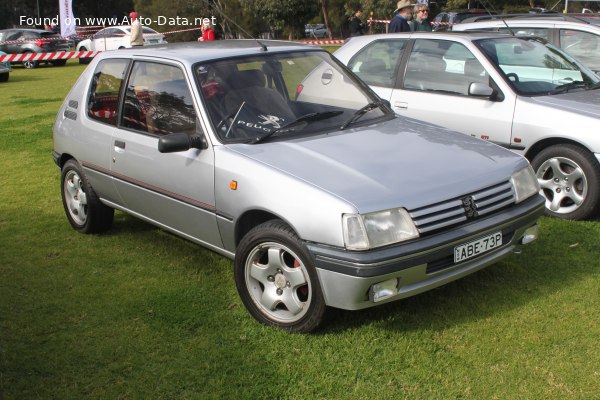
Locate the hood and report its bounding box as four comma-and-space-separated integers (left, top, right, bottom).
228, 117, 527, 213
526, 89, 600, 119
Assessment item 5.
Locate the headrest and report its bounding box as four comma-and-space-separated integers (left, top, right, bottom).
230, 69, 266, 89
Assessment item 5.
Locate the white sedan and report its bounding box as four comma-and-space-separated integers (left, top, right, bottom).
76, 25, 167, 61
335, 32, 600, 220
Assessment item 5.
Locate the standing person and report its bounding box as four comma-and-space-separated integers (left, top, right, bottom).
349, 9, 365, 37
409, 3, 432, 31
198, 21, 215, 41
389, 0, 413, 33
129, 11, 143, 47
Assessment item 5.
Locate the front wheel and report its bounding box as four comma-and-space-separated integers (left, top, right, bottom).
531, 144, 600, 220
61, 159, 114, 233
234, 220, 326, 333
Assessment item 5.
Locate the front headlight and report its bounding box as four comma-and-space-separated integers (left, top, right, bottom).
511, 165, 540, 203
342, 208, 419, 251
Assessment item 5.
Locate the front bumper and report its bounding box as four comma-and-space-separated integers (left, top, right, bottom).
307, 195, 545, 310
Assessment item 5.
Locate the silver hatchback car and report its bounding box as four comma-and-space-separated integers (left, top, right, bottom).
335, 32, 600, 220
53, 41, 543, 332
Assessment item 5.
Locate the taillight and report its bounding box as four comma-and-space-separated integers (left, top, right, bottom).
35, 39, 45, 47
295, 84, 304, 97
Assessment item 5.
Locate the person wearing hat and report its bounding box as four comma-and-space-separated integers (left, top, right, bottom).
389, 0, 413, 33
129, 11, 143, 47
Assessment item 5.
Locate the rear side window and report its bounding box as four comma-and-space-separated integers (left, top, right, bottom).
347, 40, 407, 88
87, 59, 129, 125
121, 61, 197, 135
559, 29, 600, 71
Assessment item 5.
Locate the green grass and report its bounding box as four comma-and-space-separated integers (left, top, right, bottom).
1, 60, 600, 400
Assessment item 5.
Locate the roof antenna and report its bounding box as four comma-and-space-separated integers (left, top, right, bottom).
479, 0, 515, 36
199, 0, 268, 51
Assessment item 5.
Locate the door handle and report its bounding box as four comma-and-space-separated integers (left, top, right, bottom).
394, 101, 408, 110
114, 140, 126, 149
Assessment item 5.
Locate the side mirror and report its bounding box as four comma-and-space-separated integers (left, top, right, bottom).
468, 82, 495, 99
158, 133, 207, 153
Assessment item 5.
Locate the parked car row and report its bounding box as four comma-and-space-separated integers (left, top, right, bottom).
53, 40, 544, 332
0, 26, 168, 68
0, 28, 69, 68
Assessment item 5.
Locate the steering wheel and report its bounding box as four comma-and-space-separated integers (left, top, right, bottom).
506, 73, 519, 82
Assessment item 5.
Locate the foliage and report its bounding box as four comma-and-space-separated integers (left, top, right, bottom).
240, 0, 320, 40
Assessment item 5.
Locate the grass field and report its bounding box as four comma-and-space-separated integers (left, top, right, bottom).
1, 60, 599, 399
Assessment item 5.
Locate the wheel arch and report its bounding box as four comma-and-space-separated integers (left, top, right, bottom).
524, 137, 595, 163
234, 209, 296, 248
56, 152, 75, 168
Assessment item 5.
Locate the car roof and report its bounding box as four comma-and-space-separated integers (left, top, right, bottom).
95, 40, 320, 64
343, 30, 514, 44
456, 17, 600, 31
460, 13, 600, 25
0, 28, 50, 33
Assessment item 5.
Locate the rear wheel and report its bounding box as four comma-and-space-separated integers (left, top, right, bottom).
234, 220, 326, 333
78, 47, 91, 64
0, 72, 8, 82
531, 144, 600, 220
22, 53, 38, 69
61, 159, 114, 233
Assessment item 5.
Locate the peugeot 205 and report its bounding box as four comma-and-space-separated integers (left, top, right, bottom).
53, 41, 544, 332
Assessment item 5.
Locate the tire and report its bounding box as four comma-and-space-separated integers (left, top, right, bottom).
0, 72, 8, 82
22, 57, 38, 69
78, 47, 91, 64
61, 159, 114, 233
234, 220, 326, 333
531, 144, 600, 220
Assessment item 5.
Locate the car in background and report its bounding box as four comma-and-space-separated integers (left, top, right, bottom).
75, 25, 167, 63
53, 40, 543, 332
335, 32, 600, 220
453, 15, 600, 72
431, 10, 494, 31
305, 24, 329, 38
0, 51, 11, 82
0, 28, 69, 68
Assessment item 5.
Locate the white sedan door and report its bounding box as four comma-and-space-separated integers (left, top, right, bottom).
386, 38, 517, 147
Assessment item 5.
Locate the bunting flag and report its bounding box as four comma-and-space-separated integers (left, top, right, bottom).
59, 0, 77, 38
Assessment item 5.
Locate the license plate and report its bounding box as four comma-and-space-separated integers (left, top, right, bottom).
454, 231, 502, 263
149, 39, 158, 43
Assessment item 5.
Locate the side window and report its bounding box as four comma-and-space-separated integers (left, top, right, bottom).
121, 61, 197, 135
499, 27, 550, 41
559, 29, 600, 71
347, 40, 407, 88
87, 59, 129, 125
404, 39, 487, 96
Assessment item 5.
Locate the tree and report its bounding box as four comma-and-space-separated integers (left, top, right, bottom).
240, 0, 320, 40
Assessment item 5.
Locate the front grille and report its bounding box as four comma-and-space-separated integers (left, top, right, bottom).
409, 180, 515, 235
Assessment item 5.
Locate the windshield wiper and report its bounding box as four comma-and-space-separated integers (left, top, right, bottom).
339, 101, 387, 130
253, 111, 343, 144
550, 80, 588, 95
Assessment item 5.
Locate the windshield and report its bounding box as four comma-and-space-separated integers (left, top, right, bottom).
476, 36, 600, 96
194, 50, 392, 143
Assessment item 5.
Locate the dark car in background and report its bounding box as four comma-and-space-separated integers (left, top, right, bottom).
431, 10, 494, 31
0, 28, 69, 68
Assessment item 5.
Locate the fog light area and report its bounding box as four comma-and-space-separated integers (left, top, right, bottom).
520, 225, 539, 245
369, 278, 399, 302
